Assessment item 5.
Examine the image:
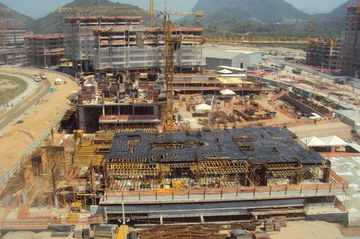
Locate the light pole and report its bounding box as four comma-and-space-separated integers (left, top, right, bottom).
120, 201, 129, 239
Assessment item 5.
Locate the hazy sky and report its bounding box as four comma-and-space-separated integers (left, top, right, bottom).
0, 0, 350, 19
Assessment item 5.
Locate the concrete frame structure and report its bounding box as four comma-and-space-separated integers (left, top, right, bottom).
341, 4, 360, 76
0, 29, 27, 65
73, 76, 161, 133
171, 73, 262, 95
306, 38, 341, 70
25, 34, 64, 67
64, 16, 142, 72
93, 26, 203, 71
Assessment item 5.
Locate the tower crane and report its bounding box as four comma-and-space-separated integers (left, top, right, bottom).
161, 2, 203, 131
149, 0, 155, 28
162, 11, 182, 131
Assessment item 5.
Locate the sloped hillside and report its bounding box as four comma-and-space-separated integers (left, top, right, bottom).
0, 2, 34, 29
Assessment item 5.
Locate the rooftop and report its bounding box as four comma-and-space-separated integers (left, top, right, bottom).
104, 127, 324, 165
203, 48, 261, 59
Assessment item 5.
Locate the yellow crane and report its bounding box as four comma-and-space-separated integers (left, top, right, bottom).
163, 12, 182, 131
150, 0, 155, 28
161, 2, 203, 131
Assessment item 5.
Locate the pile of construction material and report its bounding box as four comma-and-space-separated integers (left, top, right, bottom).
264, 217, 287, 232
137, 223, 260, 239
94, 224, 117, 239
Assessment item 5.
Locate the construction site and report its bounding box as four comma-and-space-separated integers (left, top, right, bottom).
1, 1, 360, 239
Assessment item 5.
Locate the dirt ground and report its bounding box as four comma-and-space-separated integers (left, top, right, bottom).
0, 67, 79, 178
288, 122, 353, 140
270, 221, 352, 239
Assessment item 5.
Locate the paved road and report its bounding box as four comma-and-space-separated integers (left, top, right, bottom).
0, 74, 51, 130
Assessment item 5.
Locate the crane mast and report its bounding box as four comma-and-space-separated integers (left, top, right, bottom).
163, 16, 181, 131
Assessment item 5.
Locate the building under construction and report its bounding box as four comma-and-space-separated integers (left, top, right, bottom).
64, 16, 143, 72
64, 127, 348, 224
306, 38, 341, 71
25, 34, 65, 67
341, 3, 360, 76
172, 73, 261, 95
0, 29, 28, 65
73, 72, 162, 133
93, 25, 203, 71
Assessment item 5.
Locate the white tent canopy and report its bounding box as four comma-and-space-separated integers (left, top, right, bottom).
195, 103, 211, 111
220, 89, 236, 95
320, 135, 349, 146
55, 78, 62, 83
218, 69, 233, 74
300, 136, 327, 147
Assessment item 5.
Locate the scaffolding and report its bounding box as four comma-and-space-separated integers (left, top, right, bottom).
102, 127, 330, 191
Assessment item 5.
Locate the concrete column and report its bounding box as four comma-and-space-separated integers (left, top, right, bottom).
22, 189, 28, 206
78, 106, 86, 131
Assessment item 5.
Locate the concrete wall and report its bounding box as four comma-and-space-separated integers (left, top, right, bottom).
205, 58, 232, 70
205, 53, 261, 70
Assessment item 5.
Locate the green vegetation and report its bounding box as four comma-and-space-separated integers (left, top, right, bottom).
0, 74, 27, 105
201, 19, 344, 38
187, 0, 349, 38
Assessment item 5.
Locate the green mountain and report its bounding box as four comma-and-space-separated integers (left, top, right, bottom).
192, 0, 309, 24
31, 0, 146, 34
307, 0, 356, 38
0, 2, 34, 29
313, 0, 356, 20
188, 0, 349, 38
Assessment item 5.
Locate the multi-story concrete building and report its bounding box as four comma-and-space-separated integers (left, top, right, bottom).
64, 16, 142, 72
25, 34, 64, 67
92, 25, 203, 71
306, 38, 341, 71
341, 4, 360, 76
64, 15, 203, 73
0, 29, 28, 65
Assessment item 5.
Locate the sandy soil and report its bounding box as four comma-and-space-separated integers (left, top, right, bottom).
0, 67, 79, 178
288, 122, 352, 140
270, 221, 346, 239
